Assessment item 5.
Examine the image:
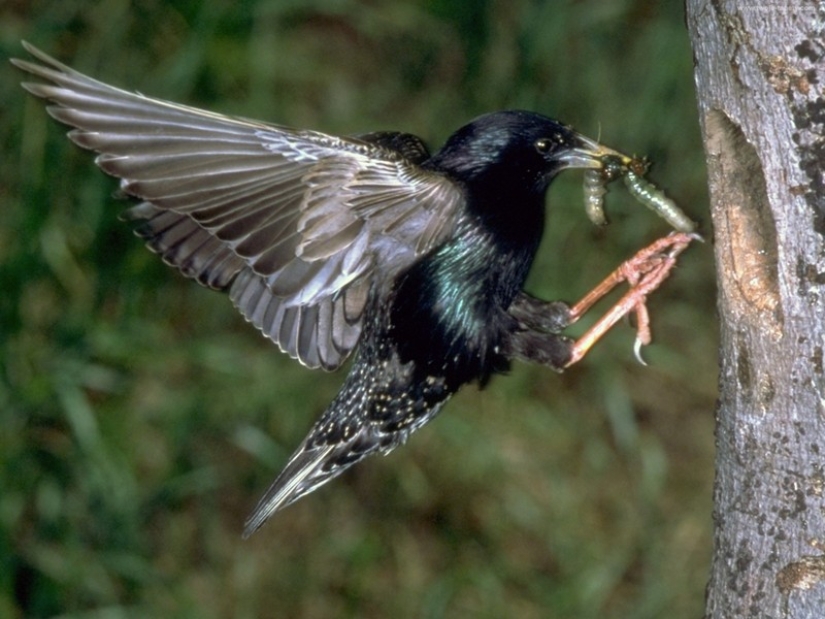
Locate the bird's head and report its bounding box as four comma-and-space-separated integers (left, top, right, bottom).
428, 110, 615, 194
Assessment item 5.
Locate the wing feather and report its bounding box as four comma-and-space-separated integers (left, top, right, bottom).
13, 42, 464, 369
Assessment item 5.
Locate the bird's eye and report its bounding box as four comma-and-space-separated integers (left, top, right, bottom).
534, 138, 553, 154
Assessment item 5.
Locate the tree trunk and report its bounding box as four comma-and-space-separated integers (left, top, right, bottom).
686, 2, 825, 617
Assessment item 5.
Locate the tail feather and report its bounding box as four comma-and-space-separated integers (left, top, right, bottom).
243, 332, 454, 535
243, 426, 403, 537
243, 444, 337, 537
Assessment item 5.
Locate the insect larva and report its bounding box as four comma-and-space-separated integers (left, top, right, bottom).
622, 171, 697, 233
582, 154, 627, 226
583, 169, 608, 226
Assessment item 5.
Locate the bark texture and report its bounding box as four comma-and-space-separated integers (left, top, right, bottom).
686, 2, 825, 617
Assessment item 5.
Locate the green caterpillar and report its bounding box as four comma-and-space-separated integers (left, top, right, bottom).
582, 154, 696, 233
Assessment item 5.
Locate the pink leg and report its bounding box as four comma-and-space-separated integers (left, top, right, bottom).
564, 232, 698, 367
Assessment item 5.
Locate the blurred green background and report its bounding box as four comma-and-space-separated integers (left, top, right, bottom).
1, 1, 717, 617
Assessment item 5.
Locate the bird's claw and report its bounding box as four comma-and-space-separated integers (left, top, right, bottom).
633, 337, 648, 366
563, 232, 696, 367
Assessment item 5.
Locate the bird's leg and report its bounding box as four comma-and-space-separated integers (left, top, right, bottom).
506, 329, 574, 371
505, 293, 575, 370
506, 232, 696, 371
563, 231, 698, 367
509, 293, 572, 333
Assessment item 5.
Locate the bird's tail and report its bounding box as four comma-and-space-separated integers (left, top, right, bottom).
243, 443, 339, 538
243, 345, 454, 536
243, 408, 435, 537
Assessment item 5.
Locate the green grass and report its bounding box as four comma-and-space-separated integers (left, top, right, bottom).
1, 1, 716, 617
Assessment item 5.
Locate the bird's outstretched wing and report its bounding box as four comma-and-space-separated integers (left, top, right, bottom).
13, 42, 463, 370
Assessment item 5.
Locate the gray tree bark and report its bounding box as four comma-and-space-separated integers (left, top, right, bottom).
686, 2, 825, 617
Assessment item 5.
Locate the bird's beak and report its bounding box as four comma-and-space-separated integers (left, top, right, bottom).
554, 133, 630, 170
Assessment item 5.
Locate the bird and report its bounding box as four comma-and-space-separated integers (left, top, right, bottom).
13, 42, 695, 536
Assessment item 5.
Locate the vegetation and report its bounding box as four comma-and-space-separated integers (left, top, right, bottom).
1, 1, 716, 617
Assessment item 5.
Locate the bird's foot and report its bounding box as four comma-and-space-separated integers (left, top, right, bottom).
564, 231, 699, 367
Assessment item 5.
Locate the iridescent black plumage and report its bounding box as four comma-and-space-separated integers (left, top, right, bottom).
14, 44, 617, 536
244, 114, 590, 534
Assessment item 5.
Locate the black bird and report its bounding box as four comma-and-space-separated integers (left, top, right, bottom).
13, 43, 693, 536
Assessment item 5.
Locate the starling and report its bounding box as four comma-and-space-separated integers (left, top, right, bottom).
13, 42, 695, 536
